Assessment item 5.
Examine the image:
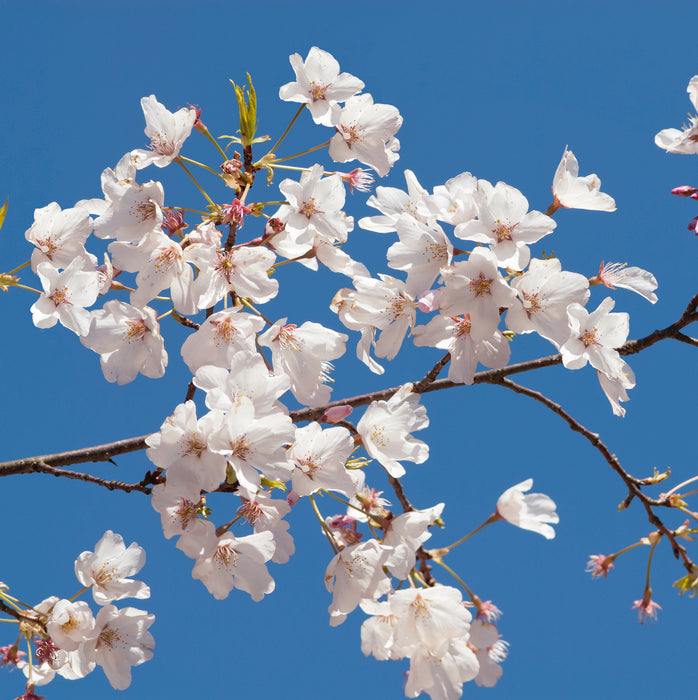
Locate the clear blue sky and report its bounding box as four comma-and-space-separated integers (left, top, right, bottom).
1, 1, 697, 699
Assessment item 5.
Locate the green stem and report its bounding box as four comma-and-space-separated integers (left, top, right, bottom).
266, 140, 331, 165
432, 558, 474, 599
264, 104, 306, 158
178, 155, 225, 178
174, 157, 216, 208
7, 260, 30, 275
665, 475, 698, 498
644, 537, 660, 591
239, 298, 274, 326
445, 513, 501, 551
12, 283, 41, 294
69, 586, 89, 602
309, 494, 339, 555
200, 126, 229, 160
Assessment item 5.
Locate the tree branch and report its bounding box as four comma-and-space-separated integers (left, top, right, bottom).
493, 376, 695, 572
1, 292, 696, 490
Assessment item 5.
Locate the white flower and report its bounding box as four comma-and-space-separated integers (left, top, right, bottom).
85, 605, 155, 690
412, 314, 511, 385
329, 94, 402, 177
191, 526, 276, 601
46, 599, 95, 652
145, 401, 227, 492
383, 503, 444, 580
272, 165, 353, 261
359, 170, 429, 232
74, 530, 150, 605
25, 202, 95, 272
439, 247, 517, 340
505, 257, 590, 348
258, 319, 348, 407
180, 307, 265, 374
597, 361, 635, 417
80, 300, 167, 385
31, 258, 100, 336
496, 478, 559, 539
560, 296, 629, 379
290, 422, 357, 498
593, 261, 658, 304
455, 180, 556, 271
279, 47, 364, 126
551, 148, 616, 211
324, 540, 393, 626
357, 383, 429, 478
130, 95, 196, 169
655, 76, 698, 154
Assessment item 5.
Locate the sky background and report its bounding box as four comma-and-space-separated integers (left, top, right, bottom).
1, 1, 697, 698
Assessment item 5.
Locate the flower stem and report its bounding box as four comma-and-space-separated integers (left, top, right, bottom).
174, 156, 216, 208
178, 155, 225, 178
309, 494, 338, 555
267, 140, 331, 165
200, 126, 229, 160
263, 104, 306, 159
7, 260, 30, 275
445, 513, 501, 551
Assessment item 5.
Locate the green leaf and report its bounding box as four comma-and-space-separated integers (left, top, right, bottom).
0, 198, 7, 233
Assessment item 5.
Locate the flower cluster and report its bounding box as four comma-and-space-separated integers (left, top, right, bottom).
4, 532, 153, 696
11, 46, 678, 700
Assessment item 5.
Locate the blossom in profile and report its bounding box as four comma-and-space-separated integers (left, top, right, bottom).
586, 554, 615, 579
591, 261, 658, 304
551, 148, 616, 211
655, 76, 698, 154
632, 594, 661, 624
496, 478, 559, 539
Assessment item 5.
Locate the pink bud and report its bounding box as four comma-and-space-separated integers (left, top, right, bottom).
287, 490, 300, 507
321, 405, 353, 423
671, 185, 698, 197
417, 288, 443, 313
688, 215, 698, 234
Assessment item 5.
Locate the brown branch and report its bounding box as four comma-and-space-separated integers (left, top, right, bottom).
1, 292, 696, 488
493, 376, 694, 572
11, 461, 152, 494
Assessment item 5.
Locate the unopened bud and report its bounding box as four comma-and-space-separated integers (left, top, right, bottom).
322, 405, 353, 423
671, 185, 698, 197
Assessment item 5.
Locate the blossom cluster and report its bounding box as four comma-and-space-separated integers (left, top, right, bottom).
2, 531, 153, 697
12, 46, 667, 700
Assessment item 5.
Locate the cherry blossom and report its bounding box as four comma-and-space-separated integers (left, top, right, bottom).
655, 76, 698, 154
592, 261, 658, 304
74, 530, 150, 605
85, 605, 155, 690
191, 525, 276, 601
454, 180, 556, 271
25, 202, 95, 272
130, 95, 197, 169
560, 296, 629, 379
329, 94, 402, 177
31, 258, 100, 336
80, 300, 167, 385
496, 479, 559, 540
357, 383, 429, 478
46, 600, 95, 652
551, 148, 616, 211
279, 47, 364, 126
505, 257, 590, 347
258, 319, 348, 406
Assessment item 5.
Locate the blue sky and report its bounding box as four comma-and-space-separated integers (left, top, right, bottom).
1, 1, 697, 698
